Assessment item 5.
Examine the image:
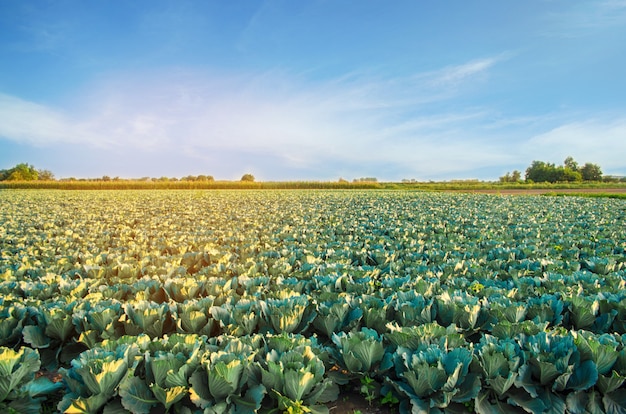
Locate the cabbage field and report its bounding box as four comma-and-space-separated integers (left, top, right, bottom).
1, 189, 626, 414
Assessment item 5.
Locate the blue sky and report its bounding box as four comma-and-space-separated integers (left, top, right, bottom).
1, 1, 625, 181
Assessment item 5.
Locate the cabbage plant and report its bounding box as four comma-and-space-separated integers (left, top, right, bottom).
391, 290, 436, 327
58, 344, 140, 413
176, 297, 219, 336
211, 298, 262, 336
312, 293, 362, 338
357, 294, 391, 334
0, 346, 62, 414
259, 345, 338, 414
330, 328, 392, 382
120, 301, 176, 338
261, 296, 316, 334
189, 349, 265, 414
387, 340, 480, 413
0, 303, 29, 347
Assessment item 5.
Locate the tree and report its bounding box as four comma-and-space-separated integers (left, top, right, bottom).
525, 158, 602, 183
563, 156, 579, 172
241, 174, 255, 182
557, 167, 582, 182
525, 161, 555, 182
0, 163, 39, 181
37, 169, 55, 181
499, 170, 522, 183
580, 163, 603, 181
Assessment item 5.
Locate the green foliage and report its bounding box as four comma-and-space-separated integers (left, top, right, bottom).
388, 340, 480, 412
0, 347, 61, 414
331, 328, 392, 379
260, 338, 338, 413
525, 157, 603, 183
580, 162, 603, 181
499, 170, 521, 183
1, 190, 626, 412
0, 163, 40, 181
359, 376, 377, 405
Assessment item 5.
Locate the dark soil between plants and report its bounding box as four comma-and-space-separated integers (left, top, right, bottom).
327, 388, 396, 414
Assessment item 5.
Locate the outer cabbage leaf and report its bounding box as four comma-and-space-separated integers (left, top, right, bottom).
118, 374, 157, 414
331, 328, 391, 376
58, 344, 138, 413
0, 304, 28, 347
189, 349, 260, 413
573, 331, 619, 375
392, 291, 436, 326
476, 335, 523, 397
121, 301, 175, 338
597, 371, 626, 394
43, 306, 76, 342
389, 341, 479, 411
358, 295, 391, 334
569, 296, 600, 330
313, 295, 362, 338
603, 389, 626, 414
149, 384, 187, 411
260, 345, 338, 410
0, 347, 47, 414
261, 296, 316, 334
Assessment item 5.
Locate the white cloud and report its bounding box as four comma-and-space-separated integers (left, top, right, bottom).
0, 56, 545, 180
430, 58, 500, 87
541, 0, 626, 37
0, 94, 84, 146
524, 118, 626, 173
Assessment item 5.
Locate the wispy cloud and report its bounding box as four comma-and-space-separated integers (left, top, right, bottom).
429, 57, 500, 87
540, 0, 626, 37
0, 94, 86, 146
524, 118, 626, 174
7, 55, 605, 180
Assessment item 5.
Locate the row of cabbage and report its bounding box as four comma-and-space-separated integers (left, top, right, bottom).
3, 269, 626, 348
1, 189, 625, 413
3, 273, 626, 349
3, 326, 626, 414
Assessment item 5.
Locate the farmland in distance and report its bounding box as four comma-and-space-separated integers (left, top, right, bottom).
1, 189, 625, 413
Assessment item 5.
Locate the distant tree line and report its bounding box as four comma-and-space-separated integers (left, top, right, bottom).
501, 157, 609, 183
0, 164, 259, 183
0, 163, 54, 181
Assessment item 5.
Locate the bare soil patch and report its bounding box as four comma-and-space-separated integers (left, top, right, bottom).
328, 388, 396, 414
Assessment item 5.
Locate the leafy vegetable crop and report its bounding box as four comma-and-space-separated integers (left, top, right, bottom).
0, 189, 625, 413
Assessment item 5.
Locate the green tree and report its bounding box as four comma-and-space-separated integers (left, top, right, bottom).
241, 173, 255, 182
37, 169, 55, 180
1, 163, 39, 181
500, 170, 522, 183
557, 166, 582, 182
525, 159, 601, 183
580, 163, 603, 181
563, 156, 579, 172
525, 161, 555, 182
